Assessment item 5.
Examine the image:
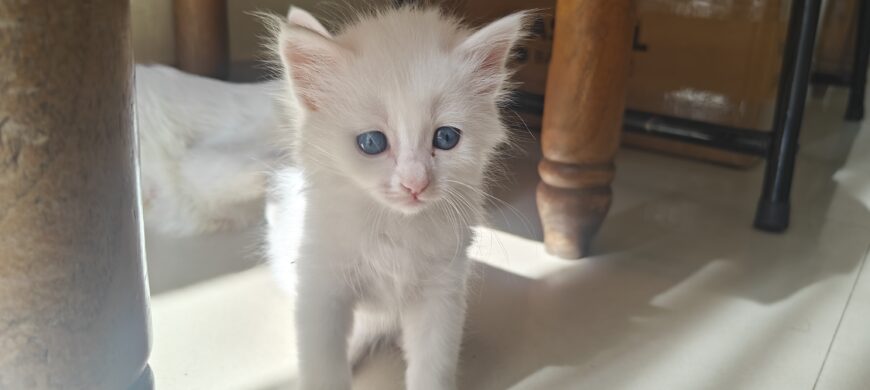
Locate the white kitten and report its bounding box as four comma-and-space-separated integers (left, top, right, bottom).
135, 64, 282, 235
266, 6, 527, 390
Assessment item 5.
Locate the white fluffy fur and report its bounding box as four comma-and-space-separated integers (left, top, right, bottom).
267, 6, 527, 390
136, 64, 282, 235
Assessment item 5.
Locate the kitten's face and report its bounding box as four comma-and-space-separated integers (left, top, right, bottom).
278, 7, 525, 215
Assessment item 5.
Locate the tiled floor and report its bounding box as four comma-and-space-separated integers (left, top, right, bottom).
147, 89, 870, 390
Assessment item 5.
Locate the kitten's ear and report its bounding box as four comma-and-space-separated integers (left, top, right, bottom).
286, 7, 331, 37
457, 11, 529, 95
279, 8, 345, 110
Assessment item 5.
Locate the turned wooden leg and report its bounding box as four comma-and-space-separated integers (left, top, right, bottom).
0, 1, 151, 388
537, 0, 635, 259
174, 0, 229, 78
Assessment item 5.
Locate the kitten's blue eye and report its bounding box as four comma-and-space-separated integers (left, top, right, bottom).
357, 131, 388, 155
433, 126, 461, 150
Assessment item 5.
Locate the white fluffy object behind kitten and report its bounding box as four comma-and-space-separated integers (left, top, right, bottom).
267, 6, 527, 390
136, 64, 281, 235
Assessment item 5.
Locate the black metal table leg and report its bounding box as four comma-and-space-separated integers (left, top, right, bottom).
846, 0, 870, 121
754, 0, 823, 232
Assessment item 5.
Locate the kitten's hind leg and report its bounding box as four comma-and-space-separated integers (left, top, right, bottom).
349, 309, 399, 370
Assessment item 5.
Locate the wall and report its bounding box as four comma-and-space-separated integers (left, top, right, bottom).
132, 0, 174, 64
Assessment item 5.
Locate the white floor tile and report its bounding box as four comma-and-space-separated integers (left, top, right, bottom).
147, 87, 870, 389
149, 268, 297, 390
352, 215, 870, 389
814, 248, 870, 390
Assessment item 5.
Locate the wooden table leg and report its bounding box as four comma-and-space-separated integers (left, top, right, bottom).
537, 0, 635, 259
0, 1, 151, 388
174, 0, 229, 79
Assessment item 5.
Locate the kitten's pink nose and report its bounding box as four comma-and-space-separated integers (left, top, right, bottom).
400, 178, 429, 198
397, 159, 430, 199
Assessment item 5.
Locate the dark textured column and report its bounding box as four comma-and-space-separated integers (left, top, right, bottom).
0, 1, 151, 389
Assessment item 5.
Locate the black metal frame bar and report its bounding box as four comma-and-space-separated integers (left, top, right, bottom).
753, 0, 823, 232
846, 0, 870, 121
811, 71, 851, 86
622, 111, 771, 157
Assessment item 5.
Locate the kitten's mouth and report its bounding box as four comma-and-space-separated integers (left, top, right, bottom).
387, 192, 430, 214
400, 195, 425, 206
